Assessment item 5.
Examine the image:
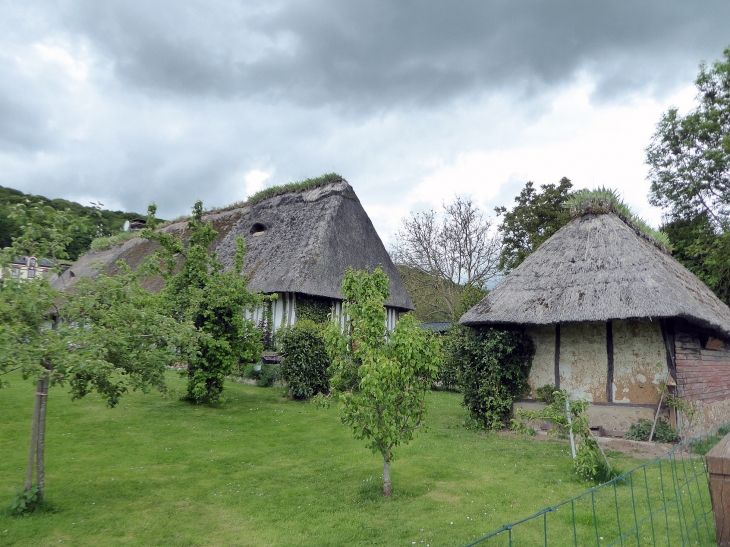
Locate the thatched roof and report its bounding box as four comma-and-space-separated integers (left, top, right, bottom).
460, 212, 730, 339
51, 178, 413, 310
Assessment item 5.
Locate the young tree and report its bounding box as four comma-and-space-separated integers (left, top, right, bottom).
495, 177, 573, 273
0, 203, 187, 508
142, 201, 263, 404
391, 196, 501, 322
325, 268, 441, 497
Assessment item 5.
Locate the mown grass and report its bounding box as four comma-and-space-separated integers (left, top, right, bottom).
1, 371, 642, 546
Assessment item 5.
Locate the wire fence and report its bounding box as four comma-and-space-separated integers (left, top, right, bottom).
465, 422, 730, 547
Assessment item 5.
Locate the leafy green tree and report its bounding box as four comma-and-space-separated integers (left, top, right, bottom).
0, 203, 187, 507
646, 46, 730, 305
495, 177, 573, 273
142, 201, 263, 404
646, 47, 730, 232
324, 268, 441, 497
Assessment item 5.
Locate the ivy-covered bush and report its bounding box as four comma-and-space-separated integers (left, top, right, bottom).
625, 418, 680, 444
453, 326, 535, 429
280, 319, 331, 399
296, 296, 332, 324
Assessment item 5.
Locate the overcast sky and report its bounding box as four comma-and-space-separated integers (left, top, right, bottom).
1, 1, 729, 244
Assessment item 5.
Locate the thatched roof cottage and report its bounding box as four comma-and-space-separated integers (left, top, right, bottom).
460, 193, 730, 437
52, 176, 413, 332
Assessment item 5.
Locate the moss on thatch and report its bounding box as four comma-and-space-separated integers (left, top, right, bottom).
565, 188, 672, 251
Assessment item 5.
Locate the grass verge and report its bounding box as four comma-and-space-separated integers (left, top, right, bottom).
1, 371, 640, 546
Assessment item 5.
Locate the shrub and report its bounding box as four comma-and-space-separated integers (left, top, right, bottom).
11, 486, 40, 516
256, 364, 281, 387
280, 320, 331, 399
454, 326, 535, 429
625, 419, 680, 443
434, 327, 461, 392
241, 362, 281, 387
89, 231, 136, 251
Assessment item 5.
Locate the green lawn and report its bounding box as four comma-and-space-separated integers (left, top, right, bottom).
1, 371, 641, 546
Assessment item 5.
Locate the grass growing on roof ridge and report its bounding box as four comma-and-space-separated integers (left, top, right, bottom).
565, 187, 672, 251
244, 172, 344, 206
88, 231, 137, 251
0, 369, 642, 547
154, 173, 346, 226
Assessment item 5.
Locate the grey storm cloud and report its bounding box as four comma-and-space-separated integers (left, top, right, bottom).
59, 0, 730, 108
2, 0, 730, 228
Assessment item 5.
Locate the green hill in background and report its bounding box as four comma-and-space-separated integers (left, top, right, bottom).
0, 186, 159, 261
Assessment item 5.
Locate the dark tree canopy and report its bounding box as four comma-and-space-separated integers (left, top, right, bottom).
495, 177, 573, 273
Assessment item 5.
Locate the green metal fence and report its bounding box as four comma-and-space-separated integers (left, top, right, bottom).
465, 423, 730, 547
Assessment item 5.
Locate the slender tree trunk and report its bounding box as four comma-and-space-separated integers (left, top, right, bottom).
25, 379, 43, 491
382, 453, 392, 497
36, 375, 49, 501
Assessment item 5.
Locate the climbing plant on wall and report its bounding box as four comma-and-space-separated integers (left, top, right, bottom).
453, 326, 535, 430
296, 295, 333, 324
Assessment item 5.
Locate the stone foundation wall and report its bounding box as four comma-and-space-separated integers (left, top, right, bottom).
514, 400, 663, 435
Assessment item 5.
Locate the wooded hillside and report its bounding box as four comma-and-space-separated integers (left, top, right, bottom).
0, 186, 152, 260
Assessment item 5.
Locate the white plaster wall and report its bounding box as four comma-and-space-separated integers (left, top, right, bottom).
612, 319, 665, 404
559, 322, 608, 402
525, 325, 556, 397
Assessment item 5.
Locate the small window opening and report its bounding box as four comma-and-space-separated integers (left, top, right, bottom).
250, 223, 267, 236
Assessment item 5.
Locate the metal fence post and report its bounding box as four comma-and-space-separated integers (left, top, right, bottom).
706, 431, 730, 546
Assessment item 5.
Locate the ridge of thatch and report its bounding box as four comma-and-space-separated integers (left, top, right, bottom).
139, 173, 346, 235
565, 188, 672, 252
51, 179, 413, 311
459, 211, 730, 339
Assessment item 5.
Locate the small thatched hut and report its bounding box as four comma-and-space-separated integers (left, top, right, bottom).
460, 196, 730, 437
52, 176, 413, 332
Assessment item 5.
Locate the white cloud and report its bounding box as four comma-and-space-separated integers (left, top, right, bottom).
245, 169, 271, 196
397, 76, 698, 233
34, 43, 89, 81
